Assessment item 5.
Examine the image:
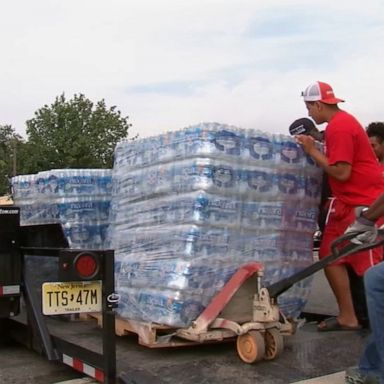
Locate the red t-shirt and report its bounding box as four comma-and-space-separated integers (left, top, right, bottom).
325, 110, 384, 206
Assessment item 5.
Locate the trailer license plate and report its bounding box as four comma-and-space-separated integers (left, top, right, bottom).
42, 281, 102, 315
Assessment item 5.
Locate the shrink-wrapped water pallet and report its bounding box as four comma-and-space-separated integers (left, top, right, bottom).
108, 122, 322, 327
11, 169, 112, 249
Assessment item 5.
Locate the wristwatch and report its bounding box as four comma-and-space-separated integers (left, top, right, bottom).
358, 207, 375, 225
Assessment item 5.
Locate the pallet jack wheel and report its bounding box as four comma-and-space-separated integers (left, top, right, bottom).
236, 330, 265, 363
264, 328, 284, 361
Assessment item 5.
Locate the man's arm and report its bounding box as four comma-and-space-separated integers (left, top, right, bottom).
295, 134, 351, 181
344, 193, 384, 244
360, 194, 384, 221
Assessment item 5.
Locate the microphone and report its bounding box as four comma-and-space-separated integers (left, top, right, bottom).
289, 118, 316, 136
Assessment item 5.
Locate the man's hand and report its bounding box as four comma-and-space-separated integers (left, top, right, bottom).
344, 206, 377, 244
294, 134, 316, 155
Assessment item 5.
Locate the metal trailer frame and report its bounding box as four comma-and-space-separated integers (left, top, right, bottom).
0, 206, 21, 319
3, 203, 383, 377
0, 206, 119, 383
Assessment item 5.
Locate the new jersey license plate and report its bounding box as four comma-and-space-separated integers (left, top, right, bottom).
42, 281, 102, 315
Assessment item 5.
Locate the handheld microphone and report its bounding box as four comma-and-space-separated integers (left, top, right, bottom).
289, 118, 316, 136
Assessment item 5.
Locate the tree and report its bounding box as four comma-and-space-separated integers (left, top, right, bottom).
0, 124, 24, 195
25, 93, 132, 173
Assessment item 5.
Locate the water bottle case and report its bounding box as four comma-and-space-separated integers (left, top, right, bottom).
246, 170, 273, 192
248, 136, 273, 160
212, 130, 242, 156
12, 169, 112, 249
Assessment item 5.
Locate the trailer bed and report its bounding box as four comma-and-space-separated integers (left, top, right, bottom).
1, 270, 368, 384
2, 315, 368, 384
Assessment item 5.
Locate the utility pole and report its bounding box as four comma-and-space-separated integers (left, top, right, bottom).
12, 138, 17, 177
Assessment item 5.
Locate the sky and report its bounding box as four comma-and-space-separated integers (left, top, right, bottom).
1, 0, 384, 140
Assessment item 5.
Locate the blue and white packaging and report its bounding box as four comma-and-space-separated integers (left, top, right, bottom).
110, 122, 322, 327
11, 123, 322, 328
11, 169, 112, 250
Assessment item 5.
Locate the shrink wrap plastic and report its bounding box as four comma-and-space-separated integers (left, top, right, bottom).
109, 122, 322, 327
12, 169, 112, 249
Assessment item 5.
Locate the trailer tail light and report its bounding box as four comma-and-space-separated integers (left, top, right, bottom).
74, 252, 99, 279
59, 250, 102, 281
44, 250, 104, 315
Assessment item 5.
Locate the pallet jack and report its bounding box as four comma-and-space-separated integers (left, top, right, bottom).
176, 230, 384, 363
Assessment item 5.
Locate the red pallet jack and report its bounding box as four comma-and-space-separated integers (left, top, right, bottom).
176, 231, 384, 364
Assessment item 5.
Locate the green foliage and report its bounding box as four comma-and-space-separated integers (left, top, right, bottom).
0, 124, 24, 195
25, 93, 132, 173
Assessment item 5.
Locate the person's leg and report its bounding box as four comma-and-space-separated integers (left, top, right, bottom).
347, 266, 369, 329
358, 335, 380, 375
320, 264, 359, 328
318, 199, 360, 329
359, 263, 384, 382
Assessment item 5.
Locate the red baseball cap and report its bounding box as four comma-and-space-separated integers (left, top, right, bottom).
301, 81, 345, 104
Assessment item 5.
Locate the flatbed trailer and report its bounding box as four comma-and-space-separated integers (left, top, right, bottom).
0, 204, 379, 383
0, 303, 369, 384
0, 205, 120, 383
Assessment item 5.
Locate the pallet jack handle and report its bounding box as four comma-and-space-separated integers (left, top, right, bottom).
267, 230, 384, 299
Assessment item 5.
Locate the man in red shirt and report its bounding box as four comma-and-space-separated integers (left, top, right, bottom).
295, 81, 384, 331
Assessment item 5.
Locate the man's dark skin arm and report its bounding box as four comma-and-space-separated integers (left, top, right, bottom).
295, 134, 351, 181
344, 194, 384, 243
360, 193, 384, 222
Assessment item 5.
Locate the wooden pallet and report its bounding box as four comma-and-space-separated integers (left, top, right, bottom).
80, 312, 197, 348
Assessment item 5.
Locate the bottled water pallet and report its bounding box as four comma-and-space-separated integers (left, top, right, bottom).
79, 312, 197, 347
